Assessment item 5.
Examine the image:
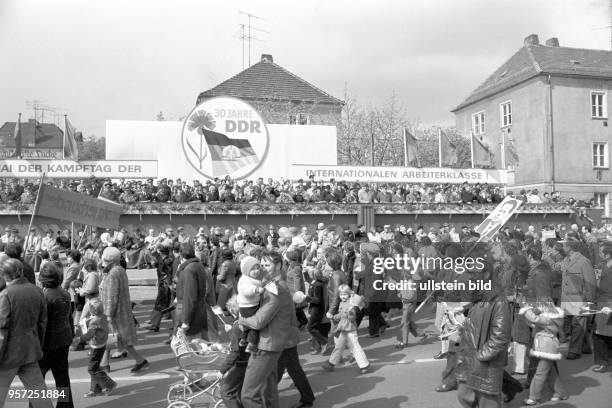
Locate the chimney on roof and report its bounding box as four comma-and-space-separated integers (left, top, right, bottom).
545, 37, 560, 47
261, 54, 273, 63
524, 34, 539, 47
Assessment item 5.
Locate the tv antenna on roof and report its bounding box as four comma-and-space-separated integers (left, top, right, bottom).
26, 100, 57, 124
238, 10, 271, 68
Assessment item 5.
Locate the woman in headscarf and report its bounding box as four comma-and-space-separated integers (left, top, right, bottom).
38, 263, 75, 408
99, 247, 149, 373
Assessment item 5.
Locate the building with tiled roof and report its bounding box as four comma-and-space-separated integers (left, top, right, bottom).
0, 119, 64, 159
452, 34, 612, 213
197, 54, 344, 126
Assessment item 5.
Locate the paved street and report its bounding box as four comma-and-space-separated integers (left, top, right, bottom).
6, 283, 612, 408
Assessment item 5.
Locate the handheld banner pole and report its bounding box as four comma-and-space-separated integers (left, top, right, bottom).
414, 291, 435, 314
77, 225, 88, 249
70, 222, 75, 250
24, 172, 46, 258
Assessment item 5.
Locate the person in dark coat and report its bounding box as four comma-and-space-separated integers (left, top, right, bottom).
342, 241, 356, 290
147, 243, 174, 331
209, 237, 222, 282
0, 258, 52, 408
456, 268, 511, 408
38, 263, 75, 408
285, 249, 308, 329
217, 249, 238, 311
355, 243, 387, 338
176, 243, 208, 340
524, 246, 554, 302
306, 266, 328, 354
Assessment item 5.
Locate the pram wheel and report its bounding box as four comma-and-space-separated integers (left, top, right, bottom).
167, 382, 193, 403
167, 401, 191, 408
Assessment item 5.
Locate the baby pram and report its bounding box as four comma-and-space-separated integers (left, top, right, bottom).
167, 308, 232, 408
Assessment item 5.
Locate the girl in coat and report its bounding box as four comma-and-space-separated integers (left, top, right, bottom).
306, 267, 327, 354
322, 285, 370, 374
520, 301, 568, 405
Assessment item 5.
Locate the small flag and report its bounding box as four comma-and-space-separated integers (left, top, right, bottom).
403, 128, 420, 167
471, 134, 494, 168
11, 113, 22, 158
64, 116, 79, 161
439, 129, 458, 167
202, 129, 259, 176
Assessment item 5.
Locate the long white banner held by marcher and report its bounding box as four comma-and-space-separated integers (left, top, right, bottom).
290, 165, 509, 184
0, 160, 157, 178
474, 196, 523, 241
36, 184, 122, 229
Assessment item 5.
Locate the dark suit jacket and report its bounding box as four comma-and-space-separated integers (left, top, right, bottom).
176, 258, 208, 336
0, 278, 47, 369
42, 287, 72, 351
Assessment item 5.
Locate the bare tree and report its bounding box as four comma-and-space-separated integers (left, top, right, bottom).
336, 87, 369, 165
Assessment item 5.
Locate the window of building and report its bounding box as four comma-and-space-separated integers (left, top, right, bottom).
472, 111, 485, 135
593, 142, 608, 168
500, 101, 512, 127
594, 193, 608, 208
591, 91, 607, 118
289, 113, 310, 125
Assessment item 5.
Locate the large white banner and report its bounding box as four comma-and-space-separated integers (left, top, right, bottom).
106, 120, 337, 180
0, 160, 157, 178
290, 165, 509, 184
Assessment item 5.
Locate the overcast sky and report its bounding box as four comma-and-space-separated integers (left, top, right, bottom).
1, 0, 610, 137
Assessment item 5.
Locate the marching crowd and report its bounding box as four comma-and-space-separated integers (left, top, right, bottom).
1, 217, 611, 408
0, 176, 593, 206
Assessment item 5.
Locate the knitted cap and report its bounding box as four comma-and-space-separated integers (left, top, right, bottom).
240, 256, 260, 275
102, 246, 121, 264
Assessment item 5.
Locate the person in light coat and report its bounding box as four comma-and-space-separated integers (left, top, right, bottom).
561, 240, 597, 359
99, 247, 149, 373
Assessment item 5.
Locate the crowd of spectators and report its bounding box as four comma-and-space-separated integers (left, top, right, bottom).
0, 176, 595, 207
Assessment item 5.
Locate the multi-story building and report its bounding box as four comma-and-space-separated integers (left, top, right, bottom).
452, 34, 612, 210
197, 54, 344, 126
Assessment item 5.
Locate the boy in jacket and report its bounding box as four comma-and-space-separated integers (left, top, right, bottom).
80, 299, 117, 397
